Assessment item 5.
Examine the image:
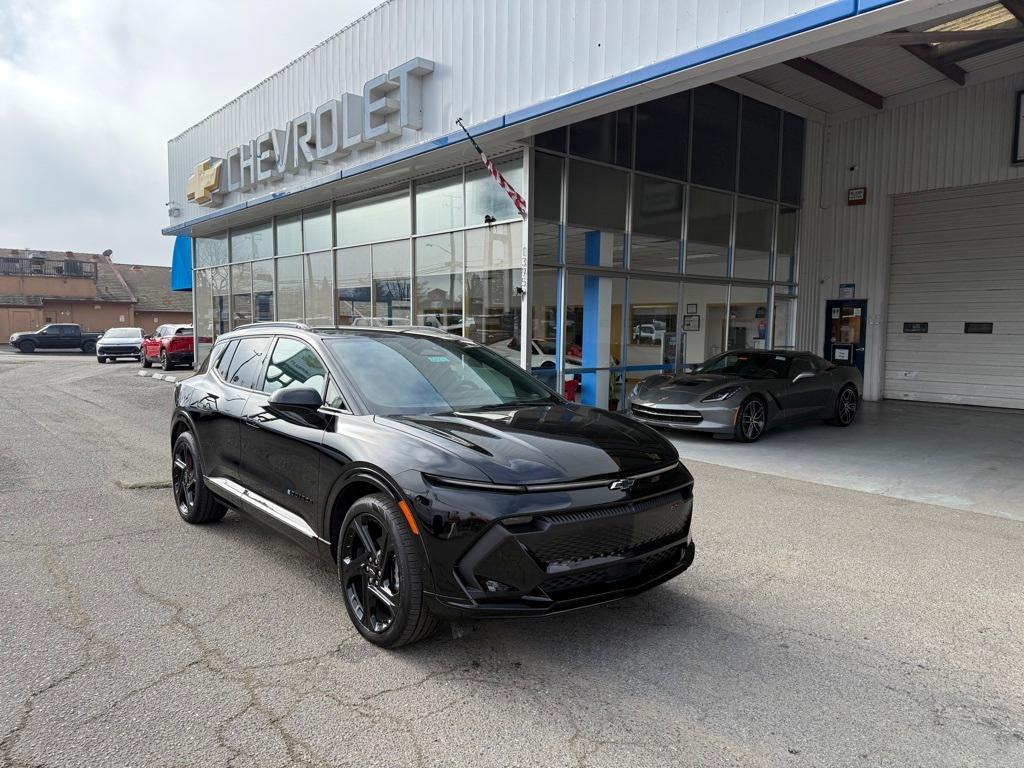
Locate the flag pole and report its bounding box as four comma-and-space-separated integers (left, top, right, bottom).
456, 118, 527, 219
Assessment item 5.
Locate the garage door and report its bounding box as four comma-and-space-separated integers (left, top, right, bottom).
885, 179, 1024, 409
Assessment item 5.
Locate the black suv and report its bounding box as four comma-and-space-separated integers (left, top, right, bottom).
170, 323, 696, 647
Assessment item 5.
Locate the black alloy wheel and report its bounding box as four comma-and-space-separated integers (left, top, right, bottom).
832, 385, 859, 427
18, 340, 35, 353
735, 397, 767, 443
83, 340, 96, 353
171, 432, 226, 524
338, 495, 437, 648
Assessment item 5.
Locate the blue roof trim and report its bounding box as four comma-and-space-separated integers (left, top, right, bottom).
163, 0, 898, 238
170, 235, 193, 291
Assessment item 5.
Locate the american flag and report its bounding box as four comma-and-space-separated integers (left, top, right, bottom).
456, 118, 527, 218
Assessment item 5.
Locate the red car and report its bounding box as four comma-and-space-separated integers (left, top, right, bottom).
141, 324, 194, 371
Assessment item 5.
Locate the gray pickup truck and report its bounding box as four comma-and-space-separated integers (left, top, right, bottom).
9, 323, 102, 354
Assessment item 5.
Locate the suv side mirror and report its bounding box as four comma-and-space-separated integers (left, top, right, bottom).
792, 371, 815, 383
269, 386, 323, 412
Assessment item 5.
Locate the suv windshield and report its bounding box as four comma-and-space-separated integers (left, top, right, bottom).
104, 328, 142, 338
694, 352, 790, 379
325, 333, 559, 415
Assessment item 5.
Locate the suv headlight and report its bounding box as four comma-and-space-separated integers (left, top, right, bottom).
702, 386, 742, 403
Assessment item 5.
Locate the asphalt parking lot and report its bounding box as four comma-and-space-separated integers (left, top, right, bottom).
1, 353, 1022, 768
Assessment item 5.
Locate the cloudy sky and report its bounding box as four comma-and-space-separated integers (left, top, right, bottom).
0, 0, 380, 265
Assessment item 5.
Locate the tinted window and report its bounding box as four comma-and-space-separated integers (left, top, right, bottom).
789, 356, 814, 377
685, 188, 732, 276
533, 151, 563, 222
325, 334, 558, 416
738, 98, 781, 200
632, 175, 683, 238
567, 159, 628, 230
780, 113, 805, 206
324, 376, 346, 410
635, 92, 689, 180
691, 85, 738, 191
695, 352, 789, 379
569, 109, 632, 167
214, 340, 238, 379
262, 338, 327, 394
225, 336, 270, 390
534, 126, 567, 153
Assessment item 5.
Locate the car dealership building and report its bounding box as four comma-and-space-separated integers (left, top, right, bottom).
165, 0, 1024, 412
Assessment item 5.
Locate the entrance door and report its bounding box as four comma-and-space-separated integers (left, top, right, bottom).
824, 299, 867, 376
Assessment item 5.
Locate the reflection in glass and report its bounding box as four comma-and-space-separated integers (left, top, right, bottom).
532, 219, 561, 264
230, 222, 272, 263
230, 263, 252, 329
738, 98, 781, 200
336, 246, 371, 325
685, 188, 731, 276
728, 285, 771, 351
630, 236, 679, 273
252, 259, 275, 322
211, 266, 230, 336
565, 227, 624, 268
336, 190, 411, 247
302, 206, 333, 252
568, 109, 632, 167
466, 223, 522, 348
625, 279, 679, 392
303, 251, 334, 326
691, 85, 739, 191
776, 207, 798, 283
681, 282, 729, 365
275, 213, 302, 255
195, 233, 228, 268
276, 255, 303, 321
415, 232, 464, 333
632, 174, 683, 239
466, 157, 524, 224
635, 92, 689, 180
529, 266, 560, 383
773, 297, 796, 349
372, 240, 411, 326
733, 197, 774, 280
193, 268, 213, 360
533, 151, 563, 222
415, 172, 464, 233
567, 160, 628, 231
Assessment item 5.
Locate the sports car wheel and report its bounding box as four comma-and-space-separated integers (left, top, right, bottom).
338, 494, 437, 648
735, 397, 767, 443
831, 385, 859, 427
171, 432, 226, 524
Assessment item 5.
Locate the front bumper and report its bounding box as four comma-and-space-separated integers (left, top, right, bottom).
427, 487, 695, 618
628, 400, 739, 434
97, 345, 141, 357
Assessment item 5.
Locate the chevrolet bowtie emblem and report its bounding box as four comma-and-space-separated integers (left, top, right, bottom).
186, 158, 224, 207
609, 478, 635, 491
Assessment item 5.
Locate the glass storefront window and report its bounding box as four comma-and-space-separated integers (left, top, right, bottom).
565, 227, 624, 268
533, 151, 563, 222
230, 222, 272, 263
534, 126, 567, 153
193, 268, 213, 361
210, 266, 230, 336
195, 233, 228, 268
275, 213, 302, 255
776, 207, 798, 283
532, 219, 561, 264
302, 206, 333, 252
681, 282, 729, 365
466, 222, 522, 348
733, 197, 774, 280
635, 92, 689, 180
780, 113, 805, 206
632, 174, 683, 239
466, 157, 524, 225
625, 279, 679, 393
568, 109, 632, 167
685, 188, 731, 277
738, 98, 781, 201
415, 171, 464, 234
691, 85, 739, 192
728, 285, 771, 351
630, 236, 679, 273
371, 240, 411, 326
773, 296, 796, 349
276, 255, 303, 321
336, 246, 372, 325
230, 263, 252, 329
415, 232, 464, 333
252, 259, 275, 322
336, 190, 411, 247
567, 159, 628, 231
303, 251, 334, 326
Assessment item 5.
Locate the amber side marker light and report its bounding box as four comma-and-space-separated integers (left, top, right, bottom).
398, 500, 420, 535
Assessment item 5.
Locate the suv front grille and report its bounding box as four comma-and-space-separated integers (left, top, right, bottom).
630, 404, 702, 424
541, 546, 682, 594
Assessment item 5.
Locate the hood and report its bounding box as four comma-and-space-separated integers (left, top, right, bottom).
635, 373, 743, 404
377, 403, 677, 485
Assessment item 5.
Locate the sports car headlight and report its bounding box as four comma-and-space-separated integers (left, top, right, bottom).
701, 386, 742, 403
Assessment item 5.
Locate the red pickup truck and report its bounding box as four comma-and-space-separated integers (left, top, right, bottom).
140, 324, 194, 370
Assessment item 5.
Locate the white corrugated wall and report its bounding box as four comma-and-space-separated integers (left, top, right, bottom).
797, 68, 1024, 401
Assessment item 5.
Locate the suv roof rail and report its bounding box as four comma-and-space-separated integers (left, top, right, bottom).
232, 321, 311, 331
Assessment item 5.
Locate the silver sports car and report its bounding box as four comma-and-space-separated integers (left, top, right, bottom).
628, 350, 862, 442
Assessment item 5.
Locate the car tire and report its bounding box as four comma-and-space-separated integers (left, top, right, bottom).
18, 340, 35, 353
171, 431, 226, 524
96, 356, 106, 364
337, 494, 437, 648
829, 385, 859, 427
160, 351, 172, 371
82, 341, 96, 354
140, 353, 152, 368
734, 396, 768, 443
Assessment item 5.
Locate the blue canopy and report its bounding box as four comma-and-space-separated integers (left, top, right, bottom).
170, 236, 192, 291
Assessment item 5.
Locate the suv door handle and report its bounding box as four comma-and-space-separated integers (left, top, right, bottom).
243, 417, 261, 429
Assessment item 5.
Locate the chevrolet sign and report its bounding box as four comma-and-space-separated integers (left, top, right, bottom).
186, 57, 434, 208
